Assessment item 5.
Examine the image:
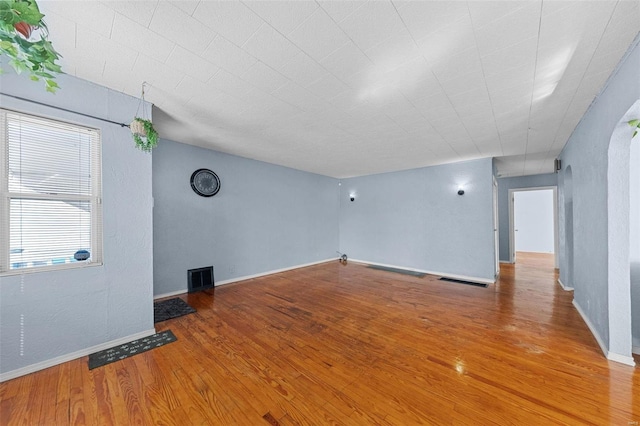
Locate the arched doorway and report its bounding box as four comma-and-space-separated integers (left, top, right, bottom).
631, 119, 640, 354
563, 166, 574, 290
605, 99, 640, 363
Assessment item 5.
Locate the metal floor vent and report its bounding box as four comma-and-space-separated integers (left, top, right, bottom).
188, 266, 214, 293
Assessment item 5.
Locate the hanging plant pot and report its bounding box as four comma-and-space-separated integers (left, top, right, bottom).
0, 0, 62, 92
130, 118, 147, 136
130, 117, 158, 152
14, 22, 35, 39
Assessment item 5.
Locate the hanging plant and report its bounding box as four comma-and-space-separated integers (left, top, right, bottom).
130, 117, 158, 152
0, 0, 62, 92
130, 82, 159, 152
629, 119, 639, 138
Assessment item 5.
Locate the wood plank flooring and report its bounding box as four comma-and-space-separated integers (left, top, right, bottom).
1, 252, 639, 425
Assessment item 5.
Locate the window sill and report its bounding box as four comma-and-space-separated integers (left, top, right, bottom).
0, 261, 103, 277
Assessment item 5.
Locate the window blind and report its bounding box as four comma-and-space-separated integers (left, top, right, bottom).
0, 109, 102, 273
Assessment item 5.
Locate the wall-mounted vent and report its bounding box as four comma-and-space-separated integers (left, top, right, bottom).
188, 266, 214, 293
554, 158, 562, 173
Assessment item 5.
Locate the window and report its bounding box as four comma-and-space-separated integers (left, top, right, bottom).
0, 109, 102, 274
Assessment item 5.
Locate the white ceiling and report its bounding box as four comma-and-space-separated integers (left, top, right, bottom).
38, 0, 640, 178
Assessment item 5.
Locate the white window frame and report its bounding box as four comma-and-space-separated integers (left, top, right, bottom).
0, 109, 103, 275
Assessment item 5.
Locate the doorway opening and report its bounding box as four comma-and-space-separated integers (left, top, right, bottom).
508, 186, 558, 267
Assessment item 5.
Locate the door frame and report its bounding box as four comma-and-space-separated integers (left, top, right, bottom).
493, 176, 500, 278
508, 186, 558, 267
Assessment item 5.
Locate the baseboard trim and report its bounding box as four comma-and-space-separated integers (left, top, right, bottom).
557, 278, 574, 291
607, 352, 636, 366
349, 258, 495, 285
572, 300, 635, 367
573, 299, 608, 358
499, 260, 513, 264
153, 289, 188, 300
154, 258, 337, 299
633, 346, 640, 355
0, 328, 157, 383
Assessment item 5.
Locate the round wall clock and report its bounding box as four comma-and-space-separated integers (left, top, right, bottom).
190, 168, 221, 197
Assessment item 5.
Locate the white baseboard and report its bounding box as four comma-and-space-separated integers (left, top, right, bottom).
607, 352, 636, 366
499, 260, 513, 264
154, 258, 337, 299
573, 300, 608, 358
572, 300, 635, 367
633, 346, 640, 355
153, 289, 189, 300
349, 258, 495, 285
0, 328, 157, 383
557, 278, 574, 291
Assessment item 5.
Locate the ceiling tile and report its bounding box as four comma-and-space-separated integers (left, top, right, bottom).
317, 0, 367, 23
149, 2, 215, 55
473, 2, 542, 56
193, 1, 264, 46
438, 70, 486, 96
306, 73, 350, 100
242, 24, 301, 71
202, 35, 258, 75
272, 82, 324, 111
37, 10, 77, 63
243, 1, 319, 35
110, 13, 175, 63
208, 69, 254, 99
43, 1, 115, 38
288, 8, 351, 62
320, 42, 372, 80
338, 1, 405, 52
397, 1, 469, 42
431, 47, 482, 84
165, 45, 219, 83
131, 54, 184, 90
416, 14, 476, 65
365, 30, 421, 72
240, 61, 290, 94
169, 1, 199, 16
278, 51, 329, 88
480, 36, 537, 77
102, 1, 158, 28
467, 1, 534, 30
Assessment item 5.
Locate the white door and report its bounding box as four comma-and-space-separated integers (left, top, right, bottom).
514, 190, 555, 254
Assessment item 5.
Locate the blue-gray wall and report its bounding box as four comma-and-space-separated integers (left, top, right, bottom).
0, 74, 155, 377
558, 35, 640, 359
497, 173, 557, 262
152, 139, 339, 297
631, 138, 640, 350
339, 158, 495, 282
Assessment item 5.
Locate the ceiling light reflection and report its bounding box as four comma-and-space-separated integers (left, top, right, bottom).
533, 45, 576, 102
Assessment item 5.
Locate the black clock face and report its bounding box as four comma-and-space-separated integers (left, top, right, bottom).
190, 169, 220, 197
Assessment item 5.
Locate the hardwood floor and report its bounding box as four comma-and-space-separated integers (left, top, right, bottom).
1, 253, 639, 425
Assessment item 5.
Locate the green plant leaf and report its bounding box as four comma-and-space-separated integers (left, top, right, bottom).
0, 0, 62, 92
10, 2, 44, 25
628, 119, 640, 127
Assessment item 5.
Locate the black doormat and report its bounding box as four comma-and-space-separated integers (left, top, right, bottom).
439, 277, 488, 288
88, 330, 177, 369
154, 297, 196, 323
367, 264, 426, 277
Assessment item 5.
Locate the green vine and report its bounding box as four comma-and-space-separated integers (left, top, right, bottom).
131, 117, 158, 152
0, 0, 62, 92
629, 119, 639, 138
